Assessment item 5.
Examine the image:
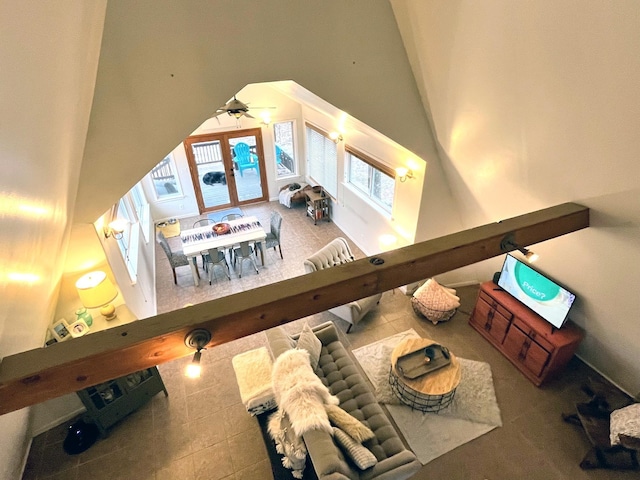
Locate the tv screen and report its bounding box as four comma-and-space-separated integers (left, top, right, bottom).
497, 254, 576, 329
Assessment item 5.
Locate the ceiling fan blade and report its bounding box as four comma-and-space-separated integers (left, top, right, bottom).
243, 112, 255, 119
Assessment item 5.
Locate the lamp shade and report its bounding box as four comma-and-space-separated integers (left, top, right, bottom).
75, 271, 118, 309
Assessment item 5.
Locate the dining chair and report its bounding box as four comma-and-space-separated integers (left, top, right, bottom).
156, 231, 198, 284
221, 213, 244, 222
193, 219, 214, 270
232, 241, 259, 277
264, 211, 283, 259
204, 247, 231, 283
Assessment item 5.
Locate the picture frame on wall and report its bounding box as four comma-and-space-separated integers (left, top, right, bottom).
69, 319, 89, 338
50, 318, 72, 342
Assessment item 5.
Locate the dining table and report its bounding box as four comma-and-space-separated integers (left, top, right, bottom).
180, 215, 267, 286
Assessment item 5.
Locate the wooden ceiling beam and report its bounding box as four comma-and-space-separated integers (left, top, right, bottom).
0, 202, 589, 415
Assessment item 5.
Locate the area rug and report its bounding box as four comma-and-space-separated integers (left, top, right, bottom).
352, 330, 502, 465
207, 207, 244, 222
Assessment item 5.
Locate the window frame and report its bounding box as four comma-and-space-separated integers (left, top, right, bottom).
273, 119, 298, 179
149, 155, 182, 201
345, 146, 395, 214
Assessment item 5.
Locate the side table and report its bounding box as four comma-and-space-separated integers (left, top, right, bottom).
389, 337, 461, 412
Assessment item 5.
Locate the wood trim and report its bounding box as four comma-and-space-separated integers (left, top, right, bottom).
304, 121, 331, 139
344, 145, 395, 178
0, 203, 589, 415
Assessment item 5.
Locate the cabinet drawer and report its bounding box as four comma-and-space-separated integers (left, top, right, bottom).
512, 317, 554, 352
503, 325, 551, 378
472, 297, 511, 344
478, 291, 513, 321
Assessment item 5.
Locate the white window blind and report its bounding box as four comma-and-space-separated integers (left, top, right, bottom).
306, 125, 337, 197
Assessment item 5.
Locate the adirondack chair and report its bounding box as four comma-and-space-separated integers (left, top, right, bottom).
233, 142, 259, 177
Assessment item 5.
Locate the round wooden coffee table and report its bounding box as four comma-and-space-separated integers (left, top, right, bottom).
389, 337, 462, 412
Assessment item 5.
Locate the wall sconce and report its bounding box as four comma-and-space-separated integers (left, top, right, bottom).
500, 233, 539, 263
103, 219, 128, 239
75, 271, 119, 320
184, 328, 212, 378
329, 132, 343, 144
395, 167, 414, 182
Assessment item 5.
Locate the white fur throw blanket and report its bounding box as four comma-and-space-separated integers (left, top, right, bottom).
231, 347, 275, 415
272, 349, 339, 436
270, 349, 339, 477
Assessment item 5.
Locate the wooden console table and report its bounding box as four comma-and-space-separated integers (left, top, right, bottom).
469, 281, 584, 386
305, 188, 330, 225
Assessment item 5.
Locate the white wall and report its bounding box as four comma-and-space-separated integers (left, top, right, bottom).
0, 1, 106, 478
392, 0, 640, 394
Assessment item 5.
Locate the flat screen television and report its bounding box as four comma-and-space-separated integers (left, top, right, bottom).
497, 254, 576, 329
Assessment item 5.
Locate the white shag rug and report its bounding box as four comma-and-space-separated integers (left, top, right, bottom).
352, 330, 502, 465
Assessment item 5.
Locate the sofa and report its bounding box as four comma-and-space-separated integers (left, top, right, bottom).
304, 237, 382, 332
266, 321, 421, 480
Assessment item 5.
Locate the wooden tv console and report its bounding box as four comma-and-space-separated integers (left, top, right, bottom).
470, 281, 584, 386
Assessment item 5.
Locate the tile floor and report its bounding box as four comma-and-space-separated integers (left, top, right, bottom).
23, 201, 636, 479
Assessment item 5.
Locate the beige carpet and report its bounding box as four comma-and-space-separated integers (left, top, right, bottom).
352, 330, 502, 465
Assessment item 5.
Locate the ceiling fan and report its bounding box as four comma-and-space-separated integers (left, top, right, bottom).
212, 95, 275, 120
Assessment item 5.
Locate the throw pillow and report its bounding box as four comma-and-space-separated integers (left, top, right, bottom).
296, 323, 322, 369
333, 427, 377, 470
325, 404, 375, 443
610, 403, 640, 445
413, 278, 460, 311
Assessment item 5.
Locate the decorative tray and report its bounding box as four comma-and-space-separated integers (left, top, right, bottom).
212, 222, 230, 235
395, 344, 451, 379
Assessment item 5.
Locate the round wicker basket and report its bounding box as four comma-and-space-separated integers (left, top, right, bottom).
411, 297, 457, 325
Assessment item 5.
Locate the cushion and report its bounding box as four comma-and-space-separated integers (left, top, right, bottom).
325, 404, 375, 443
332, 427, 377, 470
296, 323, 322, 369
413, 278, 460, 311
267, 327, 296, 359
610, 403, 640, 446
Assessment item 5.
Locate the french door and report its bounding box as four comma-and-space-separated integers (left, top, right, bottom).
184, 128, 268, 214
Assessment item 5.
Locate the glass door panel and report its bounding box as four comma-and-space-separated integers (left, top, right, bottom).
185, 138, 232, 212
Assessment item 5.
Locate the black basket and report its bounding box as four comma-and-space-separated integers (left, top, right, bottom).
389, 367, 457, 413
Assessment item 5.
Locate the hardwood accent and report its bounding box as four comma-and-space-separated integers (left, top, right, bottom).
470, 281, 585, 386
0, 202, 589, 414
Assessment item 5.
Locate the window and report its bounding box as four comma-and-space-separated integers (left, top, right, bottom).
274, 120, 297, 178
150, 156, 181, 199
346, 147, 395, 213
113, 199, 138, 283
127, 183, 150, 243
306, 124, 337, 197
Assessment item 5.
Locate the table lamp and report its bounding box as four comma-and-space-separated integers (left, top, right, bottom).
75, 271, 118, 320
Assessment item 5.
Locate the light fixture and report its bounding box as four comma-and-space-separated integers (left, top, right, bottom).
329, 131, 343, 144
379, 234, 398, 252
184, 328, 212, 378
499, 233, 539, 263
75, 271, 119, 320
103, 219, 127, 239
395, 167, 414, 182
260, 110, 272, 126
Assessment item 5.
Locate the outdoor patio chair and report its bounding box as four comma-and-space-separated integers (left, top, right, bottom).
233, 142, 259, 177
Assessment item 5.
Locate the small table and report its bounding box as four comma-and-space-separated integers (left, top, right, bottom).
389, 337, 461, 412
